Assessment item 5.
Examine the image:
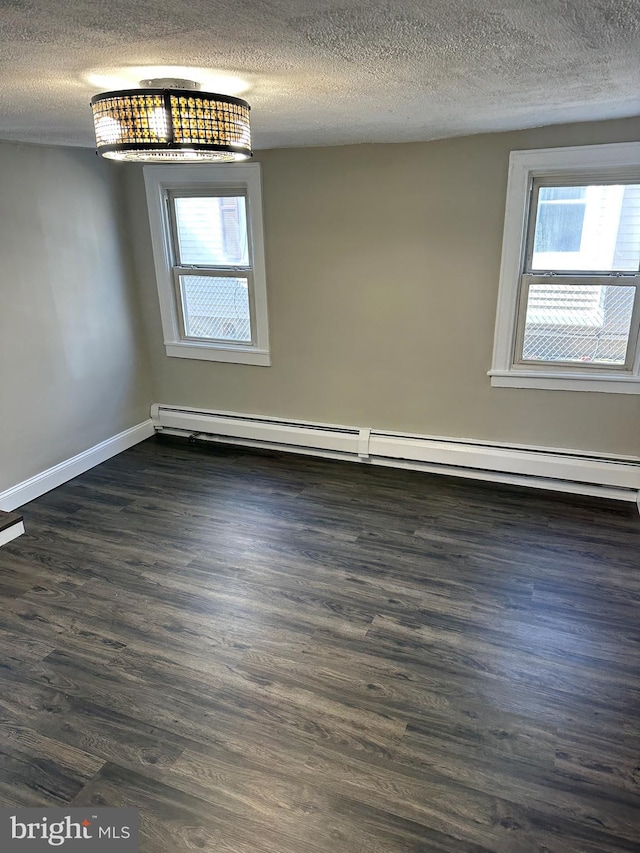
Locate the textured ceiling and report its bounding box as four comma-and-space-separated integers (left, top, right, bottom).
0, 0, 639, 150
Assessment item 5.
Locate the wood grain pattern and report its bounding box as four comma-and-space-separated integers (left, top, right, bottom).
0, 435, 639, 852
0, 511, 23, 533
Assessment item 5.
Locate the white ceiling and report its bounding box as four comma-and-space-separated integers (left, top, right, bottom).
1, 0, 639, 151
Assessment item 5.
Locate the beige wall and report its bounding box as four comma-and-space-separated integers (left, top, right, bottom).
0, 141, 152, 494
123, 117, 640, 457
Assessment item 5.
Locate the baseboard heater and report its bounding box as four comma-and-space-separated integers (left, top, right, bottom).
151, 404, 640, 505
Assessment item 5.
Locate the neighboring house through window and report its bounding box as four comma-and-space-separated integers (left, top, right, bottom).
144, 163, 270, 365
490, 142, 640, 393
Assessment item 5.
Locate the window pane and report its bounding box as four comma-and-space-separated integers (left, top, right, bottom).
521, 284, 635, 365
174, 196, 248, 266
534, 201, 585, 252
181, 276, 251, 342
540, 187, 587, 201
530, 184, 640, 272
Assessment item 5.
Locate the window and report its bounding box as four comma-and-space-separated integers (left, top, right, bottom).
490, 143, 640, 393
143, 163, 270, 365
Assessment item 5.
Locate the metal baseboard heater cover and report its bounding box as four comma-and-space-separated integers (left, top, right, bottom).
150, 404, 640, 503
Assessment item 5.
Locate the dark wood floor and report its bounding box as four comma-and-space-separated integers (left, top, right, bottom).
1, 436, 639, 852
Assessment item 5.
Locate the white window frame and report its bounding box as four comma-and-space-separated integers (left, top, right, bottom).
144, 163, 270, 366
489, 142, 640, 394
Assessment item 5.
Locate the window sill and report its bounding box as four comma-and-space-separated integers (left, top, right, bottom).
165, 341, 271, 366
488, 370, 640, 394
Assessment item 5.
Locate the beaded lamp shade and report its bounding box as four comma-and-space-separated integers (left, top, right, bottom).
91, 81, 252, 162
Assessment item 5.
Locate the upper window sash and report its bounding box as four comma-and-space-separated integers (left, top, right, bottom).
524, 176, 640, 276
166, 189, 252, 271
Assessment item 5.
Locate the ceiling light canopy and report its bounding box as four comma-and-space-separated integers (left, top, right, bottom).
91, 78, 252, 163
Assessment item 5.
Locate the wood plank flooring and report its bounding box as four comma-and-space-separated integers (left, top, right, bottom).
0, 511, 22, 534
0, 435, 639, 852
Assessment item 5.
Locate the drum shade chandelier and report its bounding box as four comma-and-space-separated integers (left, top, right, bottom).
91, 78, 252, 162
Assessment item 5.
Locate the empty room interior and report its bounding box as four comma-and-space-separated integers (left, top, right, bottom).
1, 1, 640, 851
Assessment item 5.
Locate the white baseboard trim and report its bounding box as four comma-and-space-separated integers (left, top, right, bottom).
0, 520, 24, 547
0, 420, 155, 512
151, 403, 640, 505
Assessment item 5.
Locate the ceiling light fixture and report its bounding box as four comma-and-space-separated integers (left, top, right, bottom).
91, 78, 252, 163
